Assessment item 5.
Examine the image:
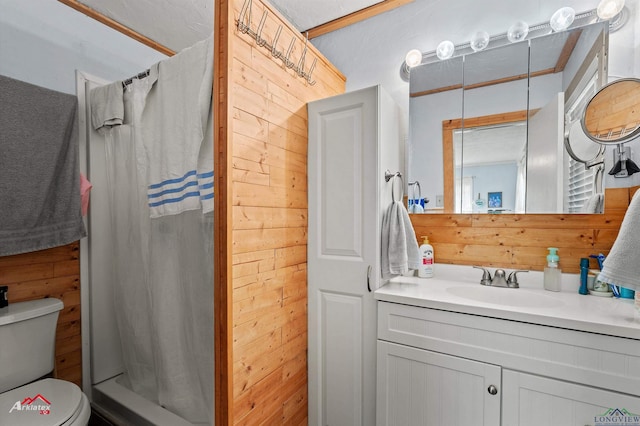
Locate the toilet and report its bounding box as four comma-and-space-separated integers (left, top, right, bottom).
0, 298, 90, 425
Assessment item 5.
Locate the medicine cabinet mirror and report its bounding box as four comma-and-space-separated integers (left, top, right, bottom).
408, 20, 609, 214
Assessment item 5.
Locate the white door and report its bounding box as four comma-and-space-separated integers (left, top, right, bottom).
308, 87, 380, 426
377, 341, 502, 426
526, 93, 564, 213
502, 370, 640, 426
76, 71, 124, 391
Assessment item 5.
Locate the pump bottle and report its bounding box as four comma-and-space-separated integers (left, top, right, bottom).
544, 247, 561, 292
418, 236, 434, 278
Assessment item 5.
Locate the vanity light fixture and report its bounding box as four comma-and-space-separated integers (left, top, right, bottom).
436, 40, 455, 60
549, 6, 576, 31
405, 49, 423, 68
507, 20, 529, 43
399, 7, 606, 82
597, 0, 628, 32
597, 0, 625, 19
470, 31, 490, 52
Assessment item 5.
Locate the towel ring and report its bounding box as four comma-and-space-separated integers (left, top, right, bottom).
408, 181, 422, 212
385, 170, 404, 202
409, 181, 421, 203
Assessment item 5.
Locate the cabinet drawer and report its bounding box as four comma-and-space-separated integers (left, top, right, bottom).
378, 301, 640, 397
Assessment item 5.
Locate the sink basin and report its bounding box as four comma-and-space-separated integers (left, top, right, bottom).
446, 286, 564, 308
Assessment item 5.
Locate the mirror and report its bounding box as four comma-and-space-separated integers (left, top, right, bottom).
582, 78, 640, 144
409, 21, 609, 214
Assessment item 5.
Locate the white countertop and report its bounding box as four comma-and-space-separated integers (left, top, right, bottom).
374, 264, 640, 340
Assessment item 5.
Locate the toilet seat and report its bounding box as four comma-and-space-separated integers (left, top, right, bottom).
0, 378, 90, 426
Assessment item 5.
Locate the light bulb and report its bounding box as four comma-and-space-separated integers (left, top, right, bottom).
470, 31, 490, 52
507, 21, 529, 42
550, 7, 576, 32
597, 0, 625, 19
436, 40, 455, 60
405, 49, 423, 68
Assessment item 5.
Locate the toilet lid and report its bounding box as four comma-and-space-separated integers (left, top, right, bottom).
0, 378, 82, 426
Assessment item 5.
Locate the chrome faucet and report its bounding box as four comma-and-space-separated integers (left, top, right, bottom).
473, 267, 528, 288
492, 269, 508, 287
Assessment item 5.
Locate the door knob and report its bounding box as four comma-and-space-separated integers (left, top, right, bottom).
487, 385, 498, 395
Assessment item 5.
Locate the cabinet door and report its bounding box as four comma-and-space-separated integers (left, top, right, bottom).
502, 370, 640, 426
377, 341, 501, 426
308, 87, 380, 426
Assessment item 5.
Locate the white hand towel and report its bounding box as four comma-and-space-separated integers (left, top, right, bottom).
598, 190, 640, 292
90, 81, 124, 130
381, 200, 421, 280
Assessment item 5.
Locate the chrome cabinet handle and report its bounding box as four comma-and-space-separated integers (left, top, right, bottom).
487, 385, 498, 395
367, 265, 372, 292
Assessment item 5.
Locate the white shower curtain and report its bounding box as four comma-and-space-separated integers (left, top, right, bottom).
102, 78, 214, 424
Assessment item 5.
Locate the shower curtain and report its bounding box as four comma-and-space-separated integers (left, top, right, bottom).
102, 78, 214, 424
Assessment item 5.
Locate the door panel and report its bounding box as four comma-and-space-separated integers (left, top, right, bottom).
526, 92, 564, 213
308, 87, 379, 426
502, 370, 640, 426
377, 341, 501, 426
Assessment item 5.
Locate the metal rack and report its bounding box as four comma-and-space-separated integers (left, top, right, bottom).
236, 0, 317, 85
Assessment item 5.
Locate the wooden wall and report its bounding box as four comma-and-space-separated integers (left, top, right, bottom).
216, 0, 346, 424
411, 186, 638, 274
0, 242, 82, 387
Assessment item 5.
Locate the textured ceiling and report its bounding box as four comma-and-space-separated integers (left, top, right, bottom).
77, 0, 382, 51
269, 0, 383, 32
78, 0, 214, 51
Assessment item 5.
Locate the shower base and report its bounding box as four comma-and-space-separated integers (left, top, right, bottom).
92, 374, 197, 426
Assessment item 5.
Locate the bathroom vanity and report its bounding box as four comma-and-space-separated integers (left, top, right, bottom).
374, 266, 640, 426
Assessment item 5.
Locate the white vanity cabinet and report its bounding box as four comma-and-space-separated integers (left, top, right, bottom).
376, 300, 640, 426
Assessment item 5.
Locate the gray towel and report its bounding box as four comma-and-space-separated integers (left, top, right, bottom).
90, 81, 124, 130
598, 190, 640, 292
381, 200, 421, 280
0, 75, 86, 256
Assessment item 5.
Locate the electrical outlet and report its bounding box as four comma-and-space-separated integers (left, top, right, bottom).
436, 195, 443, 207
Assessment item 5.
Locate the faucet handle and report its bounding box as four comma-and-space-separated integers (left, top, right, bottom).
473, 266, 492, 286
507, 270, 528, 288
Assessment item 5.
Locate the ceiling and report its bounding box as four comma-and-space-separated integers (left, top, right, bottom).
269, 0, 384, 33
76, 0, 384, 52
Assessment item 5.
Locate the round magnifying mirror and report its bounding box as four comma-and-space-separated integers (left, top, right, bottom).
582, 78, 640, 144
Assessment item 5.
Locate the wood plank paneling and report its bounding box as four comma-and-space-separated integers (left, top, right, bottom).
222, 0, 346, 423
0, 242, 82, 387
410, 187, 637, 274
215, 0, 234, 423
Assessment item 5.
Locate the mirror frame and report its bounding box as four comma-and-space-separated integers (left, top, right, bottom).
443, 110, 528, 213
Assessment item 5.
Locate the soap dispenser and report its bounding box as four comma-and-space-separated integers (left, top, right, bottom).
418, 236, 434, 278
544, 247, 561, 292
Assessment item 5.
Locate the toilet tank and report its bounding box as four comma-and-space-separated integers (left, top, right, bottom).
0, 298, 64, 393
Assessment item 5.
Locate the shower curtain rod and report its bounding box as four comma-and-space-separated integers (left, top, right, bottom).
122, 69, 150, 87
